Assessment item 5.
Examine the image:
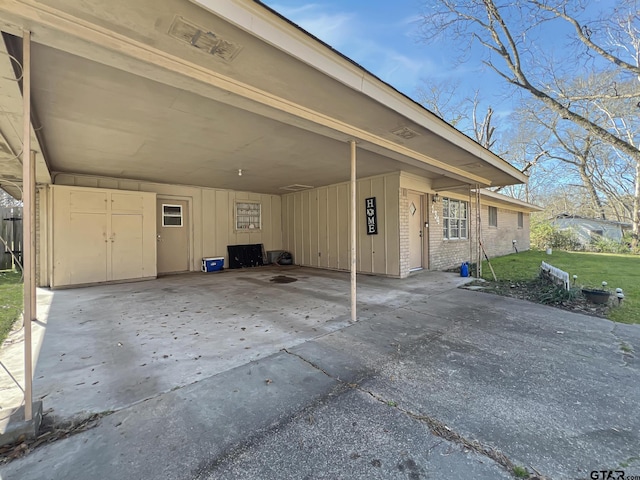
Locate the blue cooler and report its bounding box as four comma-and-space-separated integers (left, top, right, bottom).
202, 257, 224, 272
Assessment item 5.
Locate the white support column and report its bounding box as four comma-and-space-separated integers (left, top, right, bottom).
30, 150, 36, 319
350, 140, 357, 323
22, 30, 33, 422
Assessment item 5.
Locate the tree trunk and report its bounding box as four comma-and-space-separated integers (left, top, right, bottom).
633, 160, 640, 248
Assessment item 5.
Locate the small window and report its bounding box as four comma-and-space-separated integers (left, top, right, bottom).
488, 206, 498, 227
518, 212, 524, 229
443, 198, 468, 240
162, 204, 183, 227
235, 201, 261, 231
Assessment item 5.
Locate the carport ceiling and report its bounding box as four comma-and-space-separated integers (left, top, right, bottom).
32, 44, 438, 194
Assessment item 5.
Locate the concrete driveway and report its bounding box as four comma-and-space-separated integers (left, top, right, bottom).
1, 267, 639, 479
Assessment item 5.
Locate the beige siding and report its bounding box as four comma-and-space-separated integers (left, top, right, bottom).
282, 173, 400, 276
53, 173, 283, 275
50, 185, 157, 287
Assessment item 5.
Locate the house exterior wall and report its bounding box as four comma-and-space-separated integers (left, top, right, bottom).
427, 193, 531, 271
427, 192, 474, 272
281, 173, 401, 276
40, 173, 283, 285
39, 172, 532, 286
481, 205, 530, 258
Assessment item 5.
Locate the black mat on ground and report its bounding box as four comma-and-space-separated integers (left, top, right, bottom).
227, 244, 264, 269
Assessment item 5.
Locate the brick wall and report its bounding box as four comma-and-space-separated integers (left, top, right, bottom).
427, 195, 474, 271
481, 207, 530, 258
426, 194, 531, 271
399, 189, 410, 278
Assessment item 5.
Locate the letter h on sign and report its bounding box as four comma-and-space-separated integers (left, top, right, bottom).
365, 197, 378, 235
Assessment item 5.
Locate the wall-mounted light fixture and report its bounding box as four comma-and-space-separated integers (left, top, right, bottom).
433, 193, 440, 203
238, 169, 243, 176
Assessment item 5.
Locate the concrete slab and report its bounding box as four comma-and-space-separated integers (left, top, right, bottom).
291, 289, 640, 478
0, 401, 42, 445
0, 289, 54, 435
3, 267, 637, 479
3, 266, 471, 421
1, 352, 339, 479
203, 388, 512, 480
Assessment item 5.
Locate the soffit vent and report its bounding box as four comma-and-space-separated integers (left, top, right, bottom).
169, 16, 243, 62
279, 184, 314, 192
391, 126, 420, 140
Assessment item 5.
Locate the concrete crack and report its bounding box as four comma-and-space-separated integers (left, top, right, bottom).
610, 322, 635, 367
281, 348, 549, 480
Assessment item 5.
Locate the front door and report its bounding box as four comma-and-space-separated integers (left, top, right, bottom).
156, 198, 189, 274
408, 192, 423, 270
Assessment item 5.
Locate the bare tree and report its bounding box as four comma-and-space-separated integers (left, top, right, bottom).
419, 0, 640, 245
0, 189, 21, 208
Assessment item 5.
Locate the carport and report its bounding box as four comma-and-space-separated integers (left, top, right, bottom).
0, 0, 529, 428
3, 267, 472, 420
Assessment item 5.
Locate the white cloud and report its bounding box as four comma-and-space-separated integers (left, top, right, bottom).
264, 2, 443, 97
268, 3, 356, 48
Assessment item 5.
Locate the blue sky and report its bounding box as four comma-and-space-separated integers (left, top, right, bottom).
262, 0, 507, 115
261, 0, 619, 130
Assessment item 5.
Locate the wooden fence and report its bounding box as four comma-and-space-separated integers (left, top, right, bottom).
0, 206, 22, 270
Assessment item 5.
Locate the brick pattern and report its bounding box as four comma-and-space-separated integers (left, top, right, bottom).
35, 187, 40, 286
480, 207, 531, 258
427, 196, 473, 271
398, 189, 410, 278
426, 195, 531, 271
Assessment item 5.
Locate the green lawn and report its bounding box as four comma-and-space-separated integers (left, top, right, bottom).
480, 250, 640, 324
0, 270, 23, 345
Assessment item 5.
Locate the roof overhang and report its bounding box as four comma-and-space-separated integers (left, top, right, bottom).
0, 0, 528, 195
479, 189, 542, 213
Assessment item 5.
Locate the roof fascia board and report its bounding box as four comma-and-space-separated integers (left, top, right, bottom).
478, 189, 542, 211
194, 0, 527, 184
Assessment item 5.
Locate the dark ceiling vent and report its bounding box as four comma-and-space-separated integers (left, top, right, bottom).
169, 16, 243, 62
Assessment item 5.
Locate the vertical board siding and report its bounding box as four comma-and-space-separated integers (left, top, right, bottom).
281, 173, 400, 276
309, 191, 319, 267
371, 176, 387, 274
318, 188, 328, 268
337, 184, 349, 270
52, 174, 283, 276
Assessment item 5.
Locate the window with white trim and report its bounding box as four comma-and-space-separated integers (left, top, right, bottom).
162, 204, 183, 227
442, 198, 468, 240
488, 206, 498, 227
518, 212, 524, 229
235, 201, 261, 231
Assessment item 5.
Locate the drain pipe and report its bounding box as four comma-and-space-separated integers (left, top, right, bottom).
350, 140, 357, 323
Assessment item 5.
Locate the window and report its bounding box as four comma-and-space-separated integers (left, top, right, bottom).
488, 206, 498, 227
518, 212, 524, 229
590, 229, 604, 241
442, 198, 468, 240
162, 204, 183, 227
235, 201, 261, 230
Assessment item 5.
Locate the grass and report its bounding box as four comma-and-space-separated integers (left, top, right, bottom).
512, 465, 529, 478
480, 250, 640, 324
0, 270, 23, 345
